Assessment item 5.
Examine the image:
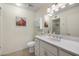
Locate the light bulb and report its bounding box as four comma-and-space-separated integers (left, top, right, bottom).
61, 5, 66, 8
58, 3, 63, 7
51, 4, 56, 10
47, 8, 51, 13
51, 4, 56, 8
69, 3, 75, 5
48, 14, 52, 16
16, 3, 22, 6
55, 8, 59, 12
51, 10, 54, 14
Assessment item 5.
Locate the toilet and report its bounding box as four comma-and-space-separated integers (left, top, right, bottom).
27, 41, 35, 53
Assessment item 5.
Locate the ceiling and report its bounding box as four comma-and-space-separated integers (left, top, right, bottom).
8, 3, 52, 11
25, 3, 52, 11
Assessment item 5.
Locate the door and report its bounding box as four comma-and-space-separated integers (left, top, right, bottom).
40, 47, 55, 56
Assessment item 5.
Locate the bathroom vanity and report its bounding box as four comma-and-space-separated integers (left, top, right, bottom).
35, 35, 79, 56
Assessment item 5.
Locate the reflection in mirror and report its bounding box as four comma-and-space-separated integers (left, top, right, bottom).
44, 21, 48, 28
52, 18, 60, 34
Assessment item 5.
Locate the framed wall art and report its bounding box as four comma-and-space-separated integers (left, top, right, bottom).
16, 16, 27, 26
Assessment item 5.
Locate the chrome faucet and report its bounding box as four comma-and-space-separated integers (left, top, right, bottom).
52, 34, 62, 41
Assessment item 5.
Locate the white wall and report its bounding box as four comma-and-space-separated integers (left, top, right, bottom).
0, 4, 36, 55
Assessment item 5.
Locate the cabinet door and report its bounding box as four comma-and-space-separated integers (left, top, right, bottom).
40, 46, 55, 56
39, 47, 45, 56
35, 39, 40, 56
59, 49, 73, 56
40, 41, 58, 55
40, 40, 57, 56
44, 49, 56, 56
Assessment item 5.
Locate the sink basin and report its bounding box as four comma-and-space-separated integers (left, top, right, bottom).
39, 34, 62, 41
50, 36, 61, 41
45, 35, 62, 41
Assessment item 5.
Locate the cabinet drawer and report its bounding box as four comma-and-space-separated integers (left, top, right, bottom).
40, 41, 58, 55
59, 49, 73, 56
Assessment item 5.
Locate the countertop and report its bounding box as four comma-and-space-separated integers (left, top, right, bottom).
35, 35, 79, 55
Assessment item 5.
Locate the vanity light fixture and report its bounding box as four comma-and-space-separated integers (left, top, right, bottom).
46, 3, 68, 16
51, 4, 61, 12
51, 4, 56, 10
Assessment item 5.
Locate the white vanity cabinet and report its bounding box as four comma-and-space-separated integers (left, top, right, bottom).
35, 36, 78, 56
35, 39, 58, 56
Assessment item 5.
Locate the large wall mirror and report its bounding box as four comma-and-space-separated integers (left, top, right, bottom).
36, 3, 79, 37
47, 3, 79, 37
49, 4, 79, 37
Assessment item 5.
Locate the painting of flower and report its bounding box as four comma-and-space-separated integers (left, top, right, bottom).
16, 16, 26, 26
